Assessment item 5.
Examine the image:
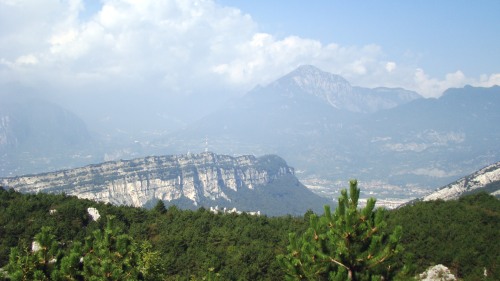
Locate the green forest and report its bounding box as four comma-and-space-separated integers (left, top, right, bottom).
0, 184, 498, 280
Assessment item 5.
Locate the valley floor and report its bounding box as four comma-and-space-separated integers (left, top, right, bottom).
302, 177, 430, 209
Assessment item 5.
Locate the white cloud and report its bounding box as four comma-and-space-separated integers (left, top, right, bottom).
385, 61, 396, 72
15, 54, 39, 65
478, 73, 500, 87
413, 69, 469, 98
408, 68, 500, 98
0, 0, 498, 99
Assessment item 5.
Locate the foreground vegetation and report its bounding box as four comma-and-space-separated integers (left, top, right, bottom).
386, 192, 500, 280
0, 185, 498, 280
278, 180, 404, 280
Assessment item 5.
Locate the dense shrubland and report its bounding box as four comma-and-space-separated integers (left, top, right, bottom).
0, 186, 498, 280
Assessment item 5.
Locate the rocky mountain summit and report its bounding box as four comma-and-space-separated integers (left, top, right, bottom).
1, 152, 332, 216
271, 65, 421, 113
423, 161, 500, 201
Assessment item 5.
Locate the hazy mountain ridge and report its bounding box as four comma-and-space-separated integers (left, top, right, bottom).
0, 95, 98, 177
422, 161, 500, 201
164, 65, 424, 161
0, 152, 332, 216
162, 67, 500, 198
351, 86, 422, 113
1, 66, 499, 203
358, 85, 500, 182
271, 65, 421, 113
0, 98, 90, 151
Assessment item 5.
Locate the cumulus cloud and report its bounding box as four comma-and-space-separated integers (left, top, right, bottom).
15, 54, 39, 66
408, 68, 500, 98
413, 69, 469, 98
385, 61, 396, 73
0, 0, 498, 99
479, 73, 500, 87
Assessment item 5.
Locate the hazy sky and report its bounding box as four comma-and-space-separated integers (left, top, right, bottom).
1, 0, 499, 100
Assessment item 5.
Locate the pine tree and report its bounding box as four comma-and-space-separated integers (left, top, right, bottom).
81, 215, 141, 280
137, 241, 165, 281
7, 226, 61, 281
56, 242, 84, 281
278, 180, 404, 281
152, 200, 167, 214
6, 216, 163, 281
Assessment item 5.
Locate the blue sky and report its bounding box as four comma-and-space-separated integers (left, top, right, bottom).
218, 0, 500, 78
1, 0, 499, 99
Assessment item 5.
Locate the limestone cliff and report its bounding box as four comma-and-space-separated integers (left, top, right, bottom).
1, 152, 330, 215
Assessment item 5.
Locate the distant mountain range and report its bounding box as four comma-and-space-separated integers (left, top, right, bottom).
263, 65, 421, 113
1, 152, 333, 216
1, 65, 499, 201
162, 66, 500, 193
178, 65, 420, 142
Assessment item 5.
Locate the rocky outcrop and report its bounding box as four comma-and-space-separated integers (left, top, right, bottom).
423, 161, 500, 201
1, 152, 295, 209
417, 264, 457, 281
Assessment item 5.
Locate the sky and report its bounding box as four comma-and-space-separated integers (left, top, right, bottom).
1, 0, 499, 102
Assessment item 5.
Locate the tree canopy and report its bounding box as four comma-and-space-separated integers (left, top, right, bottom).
278, 180, 403, 280
0, 185, 498, 280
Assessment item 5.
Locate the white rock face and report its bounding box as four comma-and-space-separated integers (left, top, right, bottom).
1, 152, 294, 208
418, 264, 457, 281
87, 207, 100, 221
423, 161, 500, 201
31, 241, 41, 252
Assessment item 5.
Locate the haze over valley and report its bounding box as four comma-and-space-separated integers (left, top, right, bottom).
1, 65, 499, 208
1, 0, 500, 208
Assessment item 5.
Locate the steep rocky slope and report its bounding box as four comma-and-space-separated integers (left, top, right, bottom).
1, 152, 332, 215
423, 161, 500, 201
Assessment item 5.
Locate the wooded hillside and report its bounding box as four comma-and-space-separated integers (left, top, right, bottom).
0, 187, 498, 280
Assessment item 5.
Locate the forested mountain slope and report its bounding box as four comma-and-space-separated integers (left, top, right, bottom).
0, 187, 497, 280
387, 193, 499, 280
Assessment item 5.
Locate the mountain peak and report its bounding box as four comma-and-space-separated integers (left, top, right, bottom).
268, 65, 352, 109
291, 64, 327, 75
281, 65, 350, 88
255, 65, 421, 113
